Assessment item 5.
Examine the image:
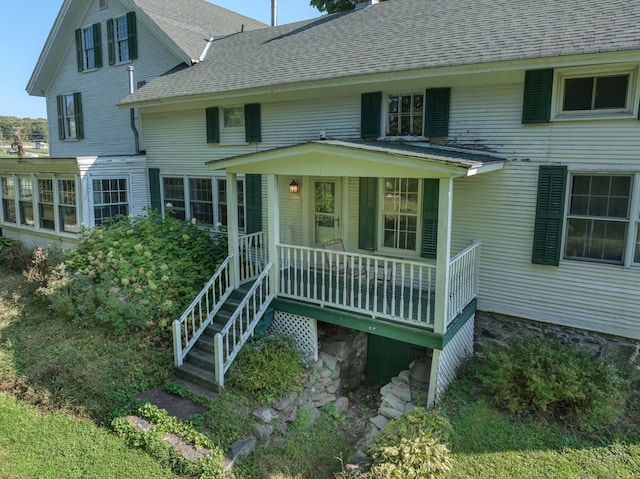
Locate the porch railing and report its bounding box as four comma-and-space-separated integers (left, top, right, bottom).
173, 256, 233, 366
239, 231, 267, 283
447, 242, 480, 325
278, 245, 436, 328
214, 262, 275, 387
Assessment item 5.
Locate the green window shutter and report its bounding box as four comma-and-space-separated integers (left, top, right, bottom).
75, 28, 84, 72
358, 177, 377, 251
73, 92, 84, 139
107, 18, 115, 65
424, 88, 450, 137
93, 23, 103, 68
206, 107, 220, 144
148, 168, 161, 212
522, 69, 553, 124
361, 92, 382, 139
244, 103, 262, 142
532, 165, 567, 265
244, 174, 263, 234
127, 12, 138, 60
421, 179, 439, 259
56, 95, 65, 140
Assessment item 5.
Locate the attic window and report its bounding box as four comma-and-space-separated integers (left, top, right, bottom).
99, 0, 107, 9
387, 93, 424, 136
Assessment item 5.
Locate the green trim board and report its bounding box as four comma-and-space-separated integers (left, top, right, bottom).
442, 298, 477, 347
273, 298, 443, 349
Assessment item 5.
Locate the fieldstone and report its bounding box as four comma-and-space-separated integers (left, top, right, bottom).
404, 403, 415, 414
163, 432, 210, 461
370, 414, 389, 430
390, 382, 412, 402
272, 395, 297, 411
311, 359, 323, 369
279, 406, 298, 423
252, 424, 273, 442
320, 352, 338, 370
379, 405, 403, 420
319, 368, 331, 378
252, 407, 279, 423
380, 391, 406, 413
230, 436, 256, 461
397, 369, 411, 383
349, 450, 370, 467
125, 416, 155, 432
321, 341, 349, 362
273, 421, 287, 435
307, 407, 322, 427
335, 396, 349, 412
326, 379, 340, 394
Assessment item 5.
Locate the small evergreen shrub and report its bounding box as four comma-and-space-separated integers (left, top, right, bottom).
368, 408, 453, 479
477, 337, 633, 429
37, 210, 227, 338
229, 335, 304, 404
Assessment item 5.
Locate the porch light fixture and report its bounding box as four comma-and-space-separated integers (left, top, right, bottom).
289, 180, 299, 194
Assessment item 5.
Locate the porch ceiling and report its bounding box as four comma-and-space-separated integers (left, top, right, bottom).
206, 140, 506, 178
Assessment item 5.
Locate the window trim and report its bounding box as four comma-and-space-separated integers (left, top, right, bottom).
57, 92, 83, 141
377, 177, 423, 257
80, 23, 101, 71
114, 15, 131, 64
552, 64, 639, 121
563, 171, 640, 268
17, 177, 35, 228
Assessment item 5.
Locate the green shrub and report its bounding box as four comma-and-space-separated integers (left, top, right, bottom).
37, 210, 227, 338
229, 335, 305, 404
476, 337, 633, 429
204, 389, 254, 450
368, 408, 453, 479
0, 237, 32, 273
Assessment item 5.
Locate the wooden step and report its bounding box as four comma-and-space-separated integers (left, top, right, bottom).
173, 362, 219, 392
186, 347, 216, 370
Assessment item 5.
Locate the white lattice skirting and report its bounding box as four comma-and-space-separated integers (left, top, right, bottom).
435, 314, 475, 401
267, 311, 319, 361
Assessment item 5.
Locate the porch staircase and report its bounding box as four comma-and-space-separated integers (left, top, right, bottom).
172, 258, 275, 393
173, 287, 250, 392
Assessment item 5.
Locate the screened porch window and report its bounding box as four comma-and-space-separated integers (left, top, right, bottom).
1, 177, 16, 223
381, 178, 420, 252
18, 178, 34, 227
38, 179, 55, 230
59, 179, 78, 233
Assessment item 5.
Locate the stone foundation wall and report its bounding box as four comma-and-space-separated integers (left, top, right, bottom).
476, 311, 640, 367
318, 325, 368, 392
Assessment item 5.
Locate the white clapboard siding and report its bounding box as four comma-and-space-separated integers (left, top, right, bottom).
47, 0, 185, 158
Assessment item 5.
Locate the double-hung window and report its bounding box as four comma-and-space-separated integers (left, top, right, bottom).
381, 178, 420, 252
387, 93, 424, 136
161, 176, 246, 229
18, 178, 34, 227
565, 174, 640, 265
56, 93, 83, 140
92, 178, 129, 225
75, 23, 102, 71
1, 177, 16, 224
107, 13, 137, 65
38, 179, 55, 230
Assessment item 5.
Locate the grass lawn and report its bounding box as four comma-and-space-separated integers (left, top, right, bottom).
439, 367, 640, 478
0, 393, 178, 479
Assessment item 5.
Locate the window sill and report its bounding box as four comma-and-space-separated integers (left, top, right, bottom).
379, 135, 427, 142
552, 112, 636, 122
81, 67, 99, 74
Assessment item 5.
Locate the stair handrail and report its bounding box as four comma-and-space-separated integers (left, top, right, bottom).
173, 256, 234, 367
214, 261, 275, 387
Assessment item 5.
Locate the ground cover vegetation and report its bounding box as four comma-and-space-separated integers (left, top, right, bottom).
2, 230, 640, 478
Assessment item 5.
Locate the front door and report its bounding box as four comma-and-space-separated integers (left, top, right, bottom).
314, 178, 341, 245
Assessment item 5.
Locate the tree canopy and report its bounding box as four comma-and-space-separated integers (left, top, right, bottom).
309, 0, 355, 14
0, 116, 48, 144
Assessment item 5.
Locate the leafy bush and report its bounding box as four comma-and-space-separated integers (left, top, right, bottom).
37, 210, 227, 337
368, 408, 453, 479
204, 389, 254, 450
0, 237, 32, 273
476, 337, 633, 429
229, 335, 305, 404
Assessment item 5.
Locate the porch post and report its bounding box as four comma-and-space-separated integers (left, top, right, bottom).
434, 177, 453, 334
267, 174, 280, 295
226, 172, 240, 288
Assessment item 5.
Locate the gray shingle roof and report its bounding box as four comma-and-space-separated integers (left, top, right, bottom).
121, 0, 640, 106
133, 0, 267, 61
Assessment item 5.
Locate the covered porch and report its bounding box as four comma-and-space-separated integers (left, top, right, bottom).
212, 140, 504, 336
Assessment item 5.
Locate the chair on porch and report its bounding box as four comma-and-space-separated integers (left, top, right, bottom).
322, 239, 367, 278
